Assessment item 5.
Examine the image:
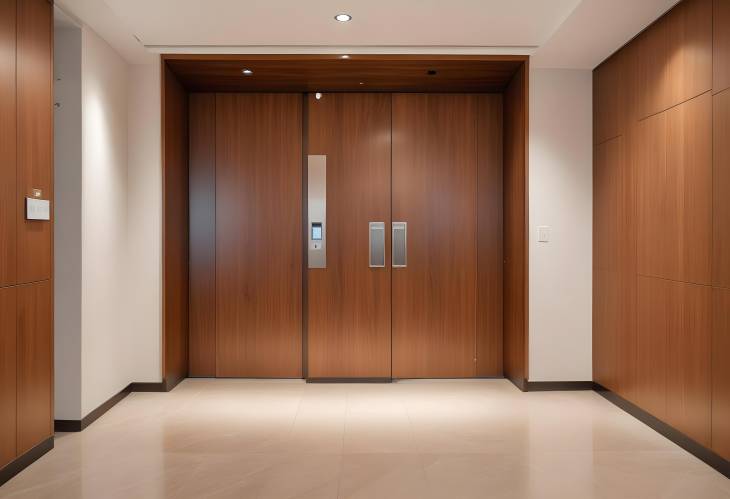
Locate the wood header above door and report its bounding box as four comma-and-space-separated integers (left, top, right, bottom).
162, 54, 526, 93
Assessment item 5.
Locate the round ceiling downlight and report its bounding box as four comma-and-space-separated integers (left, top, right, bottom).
241, 69, 253, 75
334, 13, 352, 22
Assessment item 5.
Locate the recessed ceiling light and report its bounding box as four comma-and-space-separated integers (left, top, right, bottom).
334, 13, 352, 22
242, 69, 253, 75
315, 92, 323, 100
341, 54, 350, 59
359, 82, 364, 85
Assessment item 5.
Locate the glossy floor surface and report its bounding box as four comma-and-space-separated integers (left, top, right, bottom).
1, 379, 728, 498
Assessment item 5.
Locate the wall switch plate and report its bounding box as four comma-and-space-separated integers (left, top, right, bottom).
537, 225, 551, 243
26, 197, 50, 220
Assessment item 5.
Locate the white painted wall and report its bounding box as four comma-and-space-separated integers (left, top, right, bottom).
126, 63, 163, 383
528, 68, 593, 381
54, 26, 83, 420
80, 27, 132, 416
54, 24, 163, 419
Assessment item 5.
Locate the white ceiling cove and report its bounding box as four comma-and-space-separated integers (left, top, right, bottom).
102, 0, 580, 49
56, 0, 680, 69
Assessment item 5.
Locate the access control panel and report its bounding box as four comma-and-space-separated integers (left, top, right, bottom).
308, 155, 326, 268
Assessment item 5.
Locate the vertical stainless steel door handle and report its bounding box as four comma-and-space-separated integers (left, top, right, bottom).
369, 222, 385, 267
392, 222, 407, 268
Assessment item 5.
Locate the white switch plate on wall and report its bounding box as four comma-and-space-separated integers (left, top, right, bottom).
26, 197, 51, 221
537, 225, 551, 243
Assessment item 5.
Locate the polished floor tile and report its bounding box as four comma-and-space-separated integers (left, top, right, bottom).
0, 379, 727, 498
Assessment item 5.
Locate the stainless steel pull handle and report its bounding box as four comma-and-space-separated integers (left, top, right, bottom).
369, 222, 385, 268
392, 222, 407, 268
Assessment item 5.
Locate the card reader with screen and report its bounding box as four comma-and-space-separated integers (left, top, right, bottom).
310, 222, 323, 250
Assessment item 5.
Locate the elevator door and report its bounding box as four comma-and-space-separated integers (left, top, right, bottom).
306, 93, 392, 378
391, 94, 479, 378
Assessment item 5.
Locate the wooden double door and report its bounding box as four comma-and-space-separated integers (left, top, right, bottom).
307, 92, 502, 379
191, 92, 502, 379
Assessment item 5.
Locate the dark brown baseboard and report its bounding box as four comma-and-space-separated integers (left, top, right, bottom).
54, 378, 176, 433
129, 381, 168, 392
526, 381, 594, 391
306, 377, 392, 383
163, 374, 185, 392
507, 376, 528, 392
594, 383, 730, 479
0, 436, 53, 487
55, 388, 131, 432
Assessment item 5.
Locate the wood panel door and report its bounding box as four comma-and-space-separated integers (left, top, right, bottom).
306, 93, 392, 379
16, 280, 52, 454
215, 94, 302, 377
391, 94, 478, 378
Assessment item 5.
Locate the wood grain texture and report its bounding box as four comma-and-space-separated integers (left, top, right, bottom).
0, 287, 16, 467
16, 0, 52, 284
0, 0, 16, 287
503, 65, 529, 384
163, 65, 189, 386
714, 89, 730, 288
306, 93, 392, 378
391, 93, 477, 378
665, 281, 712, 446
16, 280, 52, 455
476, 94, 504, 377
163, 55, 525, 93
713, 0, 730, 94
636, 0, 712, 119
636, 276, 712, 445
637, 93, 712, 285
636, 276, 668, 420
712, 287, 730, 460
593, 49, 628, 145
593, 135, 637, 400
593, 0, 723, 460
215, 94, 302, 377
188, 93, 216, 377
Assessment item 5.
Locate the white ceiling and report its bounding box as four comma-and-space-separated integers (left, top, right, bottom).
56, 0, 679, 69
532, 0, 679, 68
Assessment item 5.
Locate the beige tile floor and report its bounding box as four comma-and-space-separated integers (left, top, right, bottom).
0, 379, 728, 499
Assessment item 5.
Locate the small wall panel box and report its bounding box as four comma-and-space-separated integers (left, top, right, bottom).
26, 197, 51, 220
538, 226, 551, 243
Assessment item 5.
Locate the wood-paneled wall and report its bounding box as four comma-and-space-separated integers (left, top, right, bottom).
187, 90, 512, 380
0, 0, 53, 476
214, 93, 303, 378
476, 95, 505, 377
593, 0, 729, 461
188, 93, 216, 377
162, 65, 190, 389
503, 64, 529, 387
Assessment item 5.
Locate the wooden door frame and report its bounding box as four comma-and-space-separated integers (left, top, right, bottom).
161, 54, 529, 390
